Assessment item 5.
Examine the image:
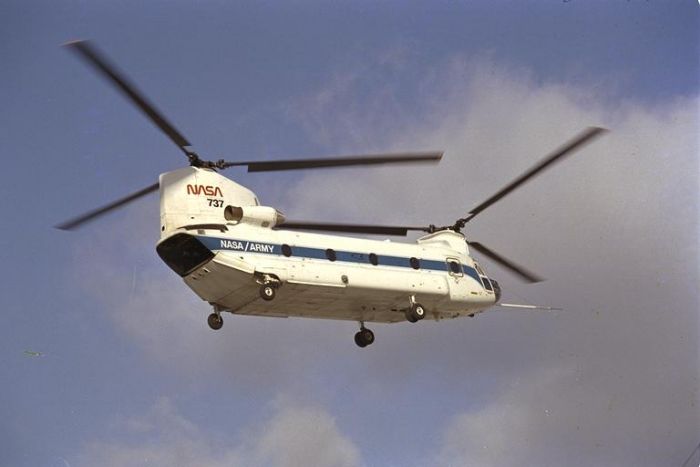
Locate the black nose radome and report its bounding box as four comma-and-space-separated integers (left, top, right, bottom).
156, 233, 214, 277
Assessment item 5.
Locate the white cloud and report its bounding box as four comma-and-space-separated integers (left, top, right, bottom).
75, 397, 361, 467
75, 397, 243, 467
70, 52, 699, 466
436, 364, 697, 467
283, 56, 700, 466
252, 401, 361, 467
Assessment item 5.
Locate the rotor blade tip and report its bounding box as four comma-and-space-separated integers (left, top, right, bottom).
585, 126, 609, 138
62, 39, 86, 47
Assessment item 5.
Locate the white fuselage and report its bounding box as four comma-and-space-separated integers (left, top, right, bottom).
155, 167, 498, 323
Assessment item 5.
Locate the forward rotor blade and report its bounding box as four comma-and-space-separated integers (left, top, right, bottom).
221, 151, 443, 172
55, 182, 159, 230
469, 241, 543, 283
64, 40, 191, 152
460, 127, 607, 224
276, 221, 432, 236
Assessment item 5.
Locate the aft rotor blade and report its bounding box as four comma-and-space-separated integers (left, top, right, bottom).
55, 182, 159, 230
276, 221, 432, 236
64, 40, 191, 152
460, 127, 607, 224
221, 151, 443, 172
469, 241, 543, 283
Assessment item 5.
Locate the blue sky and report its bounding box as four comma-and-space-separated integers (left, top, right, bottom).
1, 2, 698, 466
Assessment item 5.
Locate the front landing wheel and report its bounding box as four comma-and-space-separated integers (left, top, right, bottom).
207, 313, 223, 330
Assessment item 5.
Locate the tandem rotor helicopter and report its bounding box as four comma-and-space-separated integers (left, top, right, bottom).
57, 41, 607, 348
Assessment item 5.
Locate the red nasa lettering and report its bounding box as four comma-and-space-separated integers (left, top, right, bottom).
186, 184, 223, 197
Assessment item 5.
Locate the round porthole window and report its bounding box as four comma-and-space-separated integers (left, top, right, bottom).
410, 257, 420, 270
281, 244, 292, 257
369, 253, 378, 265
326, 249, 337, 262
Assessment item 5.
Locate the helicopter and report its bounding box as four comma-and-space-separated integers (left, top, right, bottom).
57, 40, 606, 348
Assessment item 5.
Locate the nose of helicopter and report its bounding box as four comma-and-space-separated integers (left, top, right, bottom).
491, 279, 502, 302
156, 233, 214, 277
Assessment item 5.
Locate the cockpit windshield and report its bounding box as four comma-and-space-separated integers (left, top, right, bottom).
474, 261, 494, 292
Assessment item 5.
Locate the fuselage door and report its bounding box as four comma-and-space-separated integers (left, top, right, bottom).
445, 257, 469, 301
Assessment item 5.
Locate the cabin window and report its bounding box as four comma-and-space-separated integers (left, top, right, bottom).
448, 260, 462, 275
369, 253, 378, 266
281, 244, 292, 257
410, 257, 420, 270
326, 249, 337, 262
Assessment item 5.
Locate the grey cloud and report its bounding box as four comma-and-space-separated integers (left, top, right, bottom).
75, 396, 361, 467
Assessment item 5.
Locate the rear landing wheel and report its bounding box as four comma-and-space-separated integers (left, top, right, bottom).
260, 284, 276, 301
207, 313, 223, 330
354, 328, 375, 348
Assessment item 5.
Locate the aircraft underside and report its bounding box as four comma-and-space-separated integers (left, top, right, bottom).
184, 254, 490, 325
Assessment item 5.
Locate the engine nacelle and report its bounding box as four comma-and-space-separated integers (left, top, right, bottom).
224, 205, 285, 228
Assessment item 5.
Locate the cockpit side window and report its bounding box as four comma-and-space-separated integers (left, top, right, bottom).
473, 261, 493, 292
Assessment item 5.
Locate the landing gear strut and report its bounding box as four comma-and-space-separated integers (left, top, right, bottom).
354, 323, 375, 348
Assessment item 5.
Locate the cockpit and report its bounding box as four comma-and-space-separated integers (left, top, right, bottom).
473, 261, 502, 302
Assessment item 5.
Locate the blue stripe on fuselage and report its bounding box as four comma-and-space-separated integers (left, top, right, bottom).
196, 235, 483, 284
